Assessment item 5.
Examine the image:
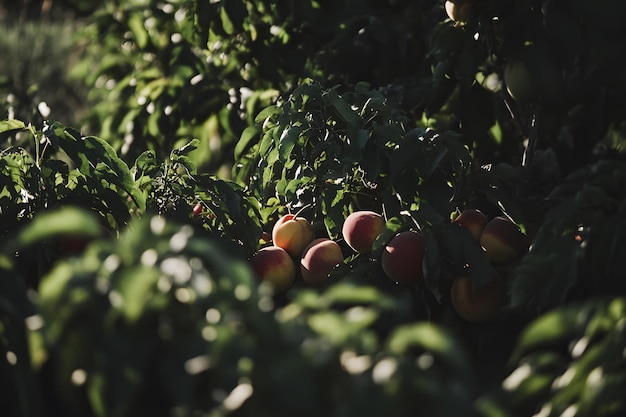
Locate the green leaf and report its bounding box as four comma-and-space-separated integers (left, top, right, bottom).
258, 130, 275, 157
348, 128, 370, 153
17, 206, 102, 248
128, 13, 149, 49
307, 309, 376, 345
389, 128, 422, 184
222, 0, 247, 32
234, 126, 261, 160
254, 105, 282, 125
372, 216, 408, 255
321, 283, 391, 307
115, 266, 162, 322
175, 155, 197, 177
421, 227, 441, 297
387, 322, 474, 384
132, 150, 159, 181
0, 119, 27, 134
277, 126, 301, 162
219, 4, 235, 35
324, 89, 360, 127
425, 59, 457, 117
171, 138, 200, 157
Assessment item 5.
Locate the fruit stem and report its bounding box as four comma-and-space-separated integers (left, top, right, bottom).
522, 109, 541, 173
292, 203, 313, 218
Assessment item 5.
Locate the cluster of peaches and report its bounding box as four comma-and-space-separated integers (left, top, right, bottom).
250, 209, 426, 292
249, 208, 530, 324
450, 209, 530, 323
249, 212, 343, 292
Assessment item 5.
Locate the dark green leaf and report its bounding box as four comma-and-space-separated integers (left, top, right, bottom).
17, 206, 102, 248
324, 89, 360, 127
171, 138, 200, 157
387, 322, 474, 385
235, 126, 261, 160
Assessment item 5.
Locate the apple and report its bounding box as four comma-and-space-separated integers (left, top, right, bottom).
272, 214, 315, 258
450, 275, 506, 323
480, 216, 530, 264
250, 246, 296, 292
445, 0, 475, 24
342, 210, 385, 254
381, 230, 425, 284
452, 209, 488, 241
300, 238, 343, 286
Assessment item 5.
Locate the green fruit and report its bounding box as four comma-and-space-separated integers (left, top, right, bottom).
504, 44, 565, 104
504, 58, 541, 103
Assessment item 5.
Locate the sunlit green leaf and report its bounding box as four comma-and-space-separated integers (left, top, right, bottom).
0, 119, 27, 134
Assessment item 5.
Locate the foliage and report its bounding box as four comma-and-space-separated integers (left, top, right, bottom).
31, 212, 267, 417
131, 141, 263, 257
0, 119, 261, 285
0, 120, 140, 233
70, 0, 442, 174
2, 0, 626, 416
490, 297, 626, 417
0, 19, 87, 129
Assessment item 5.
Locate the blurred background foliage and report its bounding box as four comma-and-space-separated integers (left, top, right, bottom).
3, 0, 626, 178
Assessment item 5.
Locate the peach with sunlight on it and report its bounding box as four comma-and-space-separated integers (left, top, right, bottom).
452, 209, 488, 241
480, 216, 530, 264
342, 210, 385, 254
300, 238, 344, 286
445, 0, 475, 24
250, 246, 296, 292
272, 214, 315, 258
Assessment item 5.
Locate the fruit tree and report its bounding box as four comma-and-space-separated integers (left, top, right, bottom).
2, 0, 626, 416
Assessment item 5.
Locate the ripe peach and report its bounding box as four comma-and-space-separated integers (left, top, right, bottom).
300, 238, 343, 286
381, 231, 425, 285
480, 216, 530, 264
192, 203, 203, 218
250, 246, 296, 292
272, 214, 315, 258
445, 0, 475, 24
452, 209, 488, 241
450, 276, 506, 323
342, 210, 385, 254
